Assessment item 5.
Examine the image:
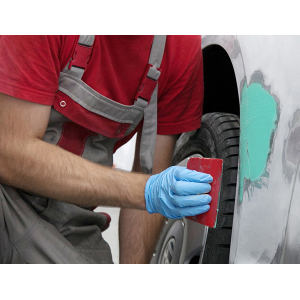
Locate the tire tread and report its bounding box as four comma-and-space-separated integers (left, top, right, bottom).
197, 113, 239, 264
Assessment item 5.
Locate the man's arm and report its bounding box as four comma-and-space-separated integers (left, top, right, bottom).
119, 131, 178, 264
0, 93, 149, 209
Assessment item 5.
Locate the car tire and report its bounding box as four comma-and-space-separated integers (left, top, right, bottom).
152, 112, 240, 264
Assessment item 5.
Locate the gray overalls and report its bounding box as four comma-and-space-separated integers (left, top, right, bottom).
0, 35, 166, 263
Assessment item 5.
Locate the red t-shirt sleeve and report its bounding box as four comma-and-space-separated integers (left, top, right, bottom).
157, 35, 204, 135
0, 35, 62, 105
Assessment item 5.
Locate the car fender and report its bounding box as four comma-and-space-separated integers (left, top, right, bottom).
202, 35, 300, 263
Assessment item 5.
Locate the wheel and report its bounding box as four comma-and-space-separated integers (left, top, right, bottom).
151, 112, 240, 264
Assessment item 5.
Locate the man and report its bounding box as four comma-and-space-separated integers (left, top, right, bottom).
0, 35, 212, 264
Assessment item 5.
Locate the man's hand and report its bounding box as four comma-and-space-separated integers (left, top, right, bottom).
145, 166, 212, 219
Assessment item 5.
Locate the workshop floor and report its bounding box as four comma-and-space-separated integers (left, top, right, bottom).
95, 134, 137, 264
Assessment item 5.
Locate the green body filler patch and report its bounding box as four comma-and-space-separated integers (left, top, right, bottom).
239, 82, 278, 203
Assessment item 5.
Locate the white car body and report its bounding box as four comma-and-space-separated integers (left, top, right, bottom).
202, 35, 300, 263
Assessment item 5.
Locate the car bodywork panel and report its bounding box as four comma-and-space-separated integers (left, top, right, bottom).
202, 35, 300, 263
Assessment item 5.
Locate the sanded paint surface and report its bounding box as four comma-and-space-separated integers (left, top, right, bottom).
239, 82, 279, 203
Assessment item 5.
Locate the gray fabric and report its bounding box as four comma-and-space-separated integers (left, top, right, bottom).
147, 66, 161, 80
139, 85, 158, 174
79, 35, 95, 46
149, 35, 167, 68
0, 184, 113, 264
42, 108, 142, 166
134, 98, 149, 109
59, 73, 144, 124
42, 108, 69, 145
82, 136, 118, 166
139, 35, 167, 174
63, 66, 85, 79
42, 110, 125, 166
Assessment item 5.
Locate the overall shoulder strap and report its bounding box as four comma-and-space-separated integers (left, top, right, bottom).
58, 35, 166, 175
138, 35, 167, 174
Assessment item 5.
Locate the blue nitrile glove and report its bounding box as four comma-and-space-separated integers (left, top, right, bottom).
145, 166, 213, 219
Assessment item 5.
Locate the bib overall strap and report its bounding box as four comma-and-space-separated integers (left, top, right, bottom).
135, 35, 167, 174
62, 35, 95, 79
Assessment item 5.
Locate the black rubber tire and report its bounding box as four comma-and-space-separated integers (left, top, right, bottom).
172, 112, 240, 264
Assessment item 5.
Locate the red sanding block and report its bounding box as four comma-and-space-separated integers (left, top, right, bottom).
186, 157, 223, 228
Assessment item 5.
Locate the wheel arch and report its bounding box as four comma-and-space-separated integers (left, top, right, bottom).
201, 35, 245, 117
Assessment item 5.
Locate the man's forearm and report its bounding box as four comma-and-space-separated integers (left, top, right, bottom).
0, 136, 149, 209
119, 209, 164, 263
119, 134, 177, 263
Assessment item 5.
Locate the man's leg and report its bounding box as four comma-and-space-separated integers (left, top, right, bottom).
0, 184, 113, 264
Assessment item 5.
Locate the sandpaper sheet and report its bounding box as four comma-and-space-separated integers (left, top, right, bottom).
186, 157, 223, 228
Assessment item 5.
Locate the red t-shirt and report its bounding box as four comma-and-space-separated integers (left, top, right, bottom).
0, 35, 204, 152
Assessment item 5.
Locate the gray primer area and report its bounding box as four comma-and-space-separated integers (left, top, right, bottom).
282, 109, 300, 182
